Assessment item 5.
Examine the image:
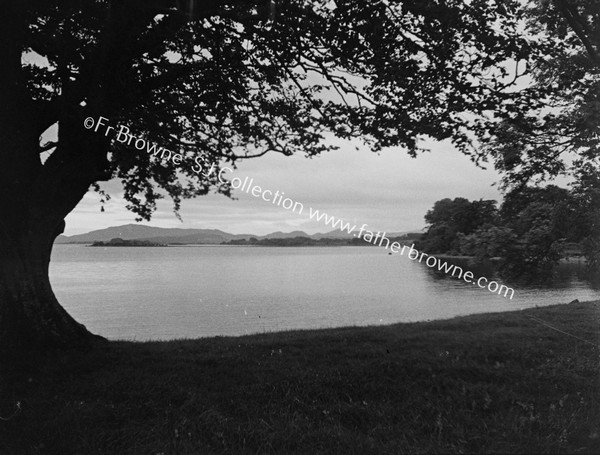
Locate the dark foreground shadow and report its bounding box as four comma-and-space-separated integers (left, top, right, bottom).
1, 301, 599, 454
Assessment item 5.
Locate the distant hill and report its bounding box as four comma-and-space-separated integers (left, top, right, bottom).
310, 229, 409, 240
55, 225, 254, 244
260, 230, 311, 239
136, 232, 251, 245
89, 238, 168, 247
55, 224, 422, 245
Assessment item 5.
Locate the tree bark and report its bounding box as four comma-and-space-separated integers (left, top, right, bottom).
0, 25, 108, 355
0, 114, 110, 355
0, 216, 104, 356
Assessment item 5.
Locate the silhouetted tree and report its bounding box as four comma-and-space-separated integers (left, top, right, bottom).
500, 197, 571, 280
570, 164, 600, 273
457, 226, 515, 261
482, 0, 600, 190
0, 0, 591, 352
419, 198, 498, 254
454, 185, 597, 280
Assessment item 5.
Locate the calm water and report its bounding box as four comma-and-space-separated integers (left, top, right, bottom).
49, 245, 600, 340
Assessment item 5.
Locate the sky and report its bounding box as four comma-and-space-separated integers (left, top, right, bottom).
63, 137, 505, 236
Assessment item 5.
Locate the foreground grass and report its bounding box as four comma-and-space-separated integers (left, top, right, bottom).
1, 302, 599, 454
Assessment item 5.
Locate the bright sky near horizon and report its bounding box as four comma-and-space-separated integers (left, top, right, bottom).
63, 137, 505, 236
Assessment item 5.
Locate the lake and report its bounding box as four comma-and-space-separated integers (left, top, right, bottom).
49, 244, 600, 340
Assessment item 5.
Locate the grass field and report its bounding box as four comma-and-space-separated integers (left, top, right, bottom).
1, 301, 599, 454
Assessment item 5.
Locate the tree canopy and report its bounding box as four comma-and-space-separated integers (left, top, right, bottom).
419, 183, 600, 281
482, 0, 600, 189
13, 0, 564, 222
419, 197, 499, 255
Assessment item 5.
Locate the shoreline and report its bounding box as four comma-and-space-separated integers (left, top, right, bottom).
105, 299, 593, 343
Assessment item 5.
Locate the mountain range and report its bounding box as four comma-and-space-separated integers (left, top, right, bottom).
55, 224, 418, 245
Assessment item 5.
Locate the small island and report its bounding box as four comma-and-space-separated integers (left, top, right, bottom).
221, 234, 422, 247
89, 237, 167, 247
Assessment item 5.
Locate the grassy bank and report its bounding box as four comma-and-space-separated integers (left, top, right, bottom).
1, 301, 599, 454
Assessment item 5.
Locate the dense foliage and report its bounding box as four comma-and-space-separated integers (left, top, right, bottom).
480, 0, 600, 190
418, 182, 600, 280
18, 0, 550, 220
13, 0, 596, 216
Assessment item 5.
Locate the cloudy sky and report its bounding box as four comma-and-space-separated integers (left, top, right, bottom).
63, 136, 504, 236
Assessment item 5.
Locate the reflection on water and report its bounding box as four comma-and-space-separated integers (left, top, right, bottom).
423, 256, 600, 290
49, 245, 600, 340
549, 261, 600, 288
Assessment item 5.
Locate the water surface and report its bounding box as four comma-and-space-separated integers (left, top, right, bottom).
49, 245, 600, 340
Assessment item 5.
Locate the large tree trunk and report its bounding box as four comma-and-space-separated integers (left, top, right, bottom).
0, 5, 108, 354
0, 82, 107, 357
0, 216, 103, 356
0, 0, 179, 355
0, 87, 105, 354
